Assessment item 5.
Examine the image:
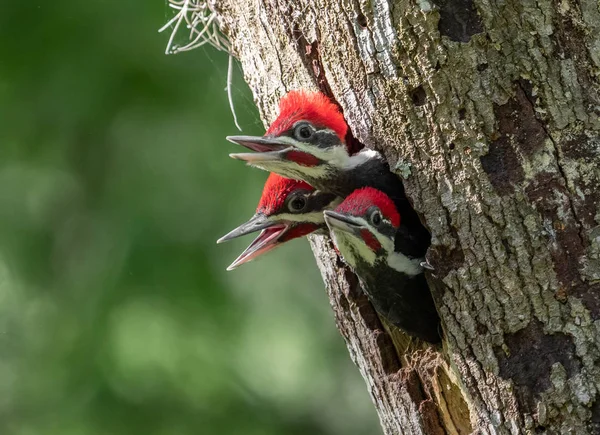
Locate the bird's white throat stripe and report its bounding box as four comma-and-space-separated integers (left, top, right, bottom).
249, 160, 329, 181
330, 229, 376, 268
330, 217, 424, 276
292, 140, 351, 167
387, 252, 424, 276
247, 140, 384, 182
345, 149, 380, 168
379, 230, 424, 275
275, 211, 325, 224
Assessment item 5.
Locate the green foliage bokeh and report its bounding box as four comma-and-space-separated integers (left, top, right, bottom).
0, 1, 380, 434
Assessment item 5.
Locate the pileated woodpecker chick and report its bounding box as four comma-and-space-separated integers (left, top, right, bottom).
324, 187, 441, 343
228, 90, 350, 188
227, 90, 430, 257
218, 173, 338, 270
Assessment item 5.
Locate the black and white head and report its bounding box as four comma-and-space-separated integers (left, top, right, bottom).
324, 187, 424, 277
227, 90, 355, 181
218, 173, 339, 269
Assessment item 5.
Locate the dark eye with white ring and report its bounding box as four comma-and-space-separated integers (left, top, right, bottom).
287, 194, 308, 212
369, 209, 382, 227
294, 123, 314, 141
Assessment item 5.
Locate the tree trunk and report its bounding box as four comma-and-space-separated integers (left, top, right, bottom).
211, 0, 600, 433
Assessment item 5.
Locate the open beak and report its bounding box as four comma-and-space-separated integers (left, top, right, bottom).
217, 213, 290, 270
323, 211, 363, 237
227, 135, 292, 163
226, 224, 289, 270
217, 214, 273, 244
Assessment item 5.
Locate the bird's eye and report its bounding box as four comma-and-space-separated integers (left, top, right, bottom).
288, 195, 307, 212
294, 123, 314, 141
369, 209, 382, 227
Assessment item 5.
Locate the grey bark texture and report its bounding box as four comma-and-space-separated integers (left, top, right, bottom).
211, 0, 600, 433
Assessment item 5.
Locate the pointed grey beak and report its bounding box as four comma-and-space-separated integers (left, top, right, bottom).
226, 224, 289, 270
217, 214, 273, 244
226, 135, 291, 153
323, 211, 363, 237
229, 150, 291, 163
227, 135, 293, 164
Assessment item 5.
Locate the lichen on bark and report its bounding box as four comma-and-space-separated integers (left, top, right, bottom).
211, 0, 600, 433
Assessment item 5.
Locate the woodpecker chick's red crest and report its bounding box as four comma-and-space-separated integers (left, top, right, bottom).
256, 171, 312, 215
266, 90, 348, 141
324, 188, 440, 343
218, 173, 338, 270
227, 90, 356, 183
336, 187, 400, 228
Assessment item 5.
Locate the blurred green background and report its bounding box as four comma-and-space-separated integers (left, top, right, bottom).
0, 2, 379, 434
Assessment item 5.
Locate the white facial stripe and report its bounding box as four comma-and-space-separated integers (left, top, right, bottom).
274, 211, 325, 224
387, 252, 424, 275
372, 224, 424, 275
292, 141, 351, 166
329, 215, 424, 276
264, 194, 340, 225
326, 215, 376, 268
352, 216, 370, 227
329, 228, 376, 268
249, 160, 330, 181
346, 148, 381, 168
376, 227, 394, 252
248, 132, 355, 178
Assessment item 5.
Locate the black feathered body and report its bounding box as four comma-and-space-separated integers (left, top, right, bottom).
353, 256, 441, 343
318, 150, 439, 342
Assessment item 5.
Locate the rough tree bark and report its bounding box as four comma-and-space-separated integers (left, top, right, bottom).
211, 0, 600, 433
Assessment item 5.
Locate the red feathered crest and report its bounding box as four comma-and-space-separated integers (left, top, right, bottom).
266, 90, 348, 141
256, 173, 314, 215
336, 187, 400, 228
